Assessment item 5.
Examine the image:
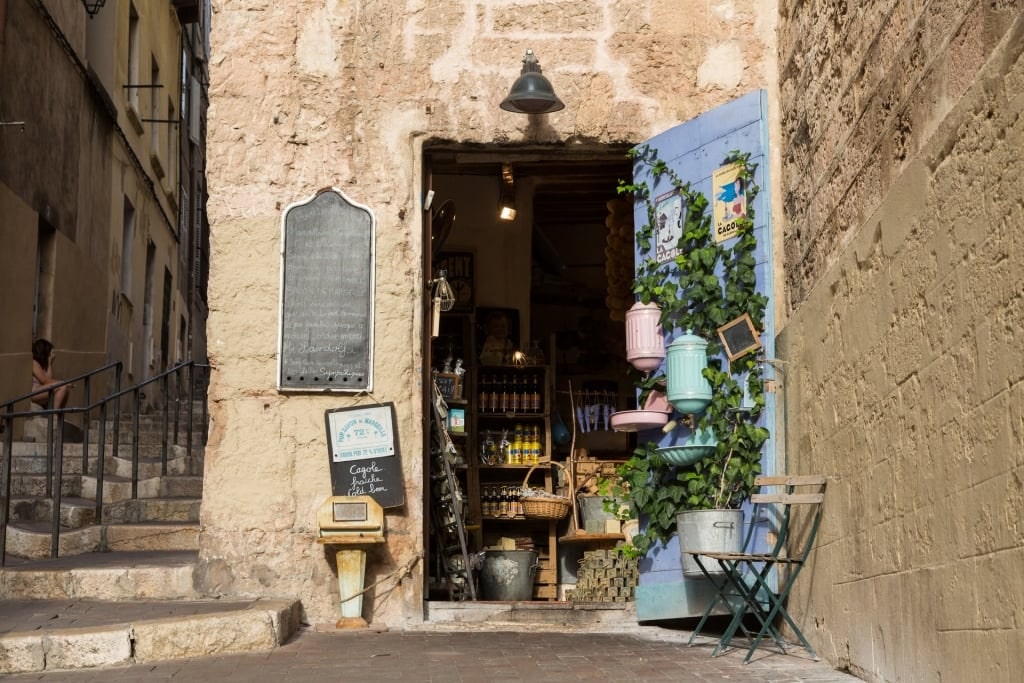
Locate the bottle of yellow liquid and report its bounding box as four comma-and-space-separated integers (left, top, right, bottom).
509, 433, 522, 465
526, 426, 538, 465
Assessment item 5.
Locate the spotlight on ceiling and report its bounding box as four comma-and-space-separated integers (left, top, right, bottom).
500, 50, 565, 115
498, 163, 516, 221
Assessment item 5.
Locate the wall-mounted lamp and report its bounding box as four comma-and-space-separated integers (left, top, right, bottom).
81, 0, 106, 17
498, 163, 516, 221
500, 50, 565, 115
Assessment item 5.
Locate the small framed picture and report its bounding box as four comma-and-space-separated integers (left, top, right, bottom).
717, 313, 762, 361
435, 372, 461, 400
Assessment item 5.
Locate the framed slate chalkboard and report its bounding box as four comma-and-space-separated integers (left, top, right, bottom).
717, 313, 762, 362
325, 403, 404, 508
279, 188, 375, 391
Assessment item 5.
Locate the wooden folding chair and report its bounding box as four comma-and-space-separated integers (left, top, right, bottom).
684, 475, 827, 663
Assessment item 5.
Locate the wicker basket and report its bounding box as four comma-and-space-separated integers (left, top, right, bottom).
520, 462, 572, 520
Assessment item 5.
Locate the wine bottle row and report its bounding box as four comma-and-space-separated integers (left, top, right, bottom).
481, 485, 525, 519
477, 373, 544, 414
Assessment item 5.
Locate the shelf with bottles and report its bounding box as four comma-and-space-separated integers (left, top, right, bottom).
476, 421, 550, 467
478, 483, 529, 520
475, 366, 550, 417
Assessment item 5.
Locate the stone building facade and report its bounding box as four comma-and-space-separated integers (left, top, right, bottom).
204, 0, 1023, 680
202, 0, 778, 625
777, 2, 1024, 680
0, 0, 210, 406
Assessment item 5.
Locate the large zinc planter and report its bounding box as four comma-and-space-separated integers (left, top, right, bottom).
677, 509, 744, 576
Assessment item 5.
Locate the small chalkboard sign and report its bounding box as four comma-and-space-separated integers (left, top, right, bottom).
279, 188, 375, 392
434, 372, 460, 400
325, 403, 404, 508
717, 313, 762, 361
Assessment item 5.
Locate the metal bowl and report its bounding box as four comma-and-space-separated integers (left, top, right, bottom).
656, 428, 718, 466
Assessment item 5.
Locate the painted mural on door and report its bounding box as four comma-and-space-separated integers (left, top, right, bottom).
629, 90, 777, 620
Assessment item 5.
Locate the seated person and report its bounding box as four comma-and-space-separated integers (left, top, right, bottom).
31, 338, 70, 409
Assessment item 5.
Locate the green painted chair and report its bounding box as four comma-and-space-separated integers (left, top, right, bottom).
685, 474, 827, 663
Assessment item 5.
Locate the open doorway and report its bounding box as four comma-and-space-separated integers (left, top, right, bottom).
423, 143, 640, 603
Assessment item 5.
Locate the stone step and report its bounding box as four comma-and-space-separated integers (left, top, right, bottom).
0, 550, 203, 600
2, 521, 102, 560
8, 474, 81, 498
80, 474, 203, 502
2, 521, 199, 561
7, 496, 98, 528
8, 444, 203, 475
0, 592, 300, 675
8, 495, 200, 527
104, 521, 200, 552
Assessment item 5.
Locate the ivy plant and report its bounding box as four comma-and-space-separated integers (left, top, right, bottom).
609, 149, 771, 555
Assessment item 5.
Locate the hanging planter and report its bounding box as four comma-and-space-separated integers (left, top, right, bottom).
656, 427, 718, 467
610, 389, 672, 432
625, 302, 665, 373
665, 330, 712, 415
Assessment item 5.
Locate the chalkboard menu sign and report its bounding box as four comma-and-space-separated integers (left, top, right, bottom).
717, 313, 762, 361
325, 403, 404, 508
279, 188, 375, 391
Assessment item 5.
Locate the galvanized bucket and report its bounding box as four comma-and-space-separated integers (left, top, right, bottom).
480, 550, 538, 601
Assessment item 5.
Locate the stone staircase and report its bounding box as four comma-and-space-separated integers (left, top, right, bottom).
0, 399, 302, 674
3, 411, 204, 561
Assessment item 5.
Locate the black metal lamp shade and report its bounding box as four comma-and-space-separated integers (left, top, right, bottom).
500, 50, 565, 114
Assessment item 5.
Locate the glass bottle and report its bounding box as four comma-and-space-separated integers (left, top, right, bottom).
499, 486, 511, 517
509, 375, 520, 413
478, 374, 490, 413
509, 432, 522, 465
490, 377, 501, 414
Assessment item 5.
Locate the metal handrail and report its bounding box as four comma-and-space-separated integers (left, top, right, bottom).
0, 361, 210, 565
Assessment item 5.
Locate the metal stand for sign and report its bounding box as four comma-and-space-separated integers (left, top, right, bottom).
430, 381, 477, 601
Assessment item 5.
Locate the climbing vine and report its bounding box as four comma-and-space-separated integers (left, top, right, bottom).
609, 148, 771, 555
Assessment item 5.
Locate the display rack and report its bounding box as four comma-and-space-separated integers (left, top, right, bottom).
472, 364, 560, 599
429, 381, 477, 601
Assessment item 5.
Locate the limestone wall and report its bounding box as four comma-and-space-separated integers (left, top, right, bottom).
777, 1, 1024, 680
204, 0, 778, 625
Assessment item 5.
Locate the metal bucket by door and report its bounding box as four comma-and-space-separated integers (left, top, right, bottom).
677, 509, 744, 576
480, 550, 538, 600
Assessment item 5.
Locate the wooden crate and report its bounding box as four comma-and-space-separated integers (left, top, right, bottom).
574, 455, 626, 495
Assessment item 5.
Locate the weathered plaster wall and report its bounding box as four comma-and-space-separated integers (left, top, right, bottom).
777, 1, 1024, 680
204, 0, 778, 625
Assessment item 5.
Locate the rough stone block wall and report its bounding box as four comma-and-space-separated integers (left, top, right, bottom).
777, 2, 1024, 680
205, 0, 777, 626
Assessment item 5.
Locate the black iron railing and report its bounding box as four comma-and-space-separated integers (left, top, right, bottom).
0, 361, 210, 565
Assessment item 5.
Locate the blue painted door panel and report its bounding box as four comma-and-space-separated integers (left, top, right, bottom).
631, 90, 777, 622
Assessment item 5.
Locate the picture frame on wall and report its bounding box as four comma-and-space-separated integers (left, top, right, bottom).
717, 313, 762, 361
476, 307, 519, 366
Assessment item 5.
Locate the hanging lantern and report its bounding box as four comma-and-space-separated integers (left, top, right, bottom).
665, 330, 712, 415
625, 302, 665, 373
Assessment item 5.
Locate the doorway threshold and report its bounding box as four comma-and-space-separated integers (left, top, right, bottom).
421, 599, 639, 634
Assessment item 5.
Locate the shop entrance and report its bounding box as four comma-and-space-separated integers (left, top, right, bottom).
422, 144, 636, 602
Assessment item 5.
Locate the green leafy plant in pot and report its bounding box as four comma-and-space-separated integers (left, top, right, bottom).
611, 148, 770, 558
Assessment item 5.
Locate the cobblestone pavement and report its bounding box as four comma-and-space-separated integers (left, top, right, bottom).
4, 628, 863, 682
